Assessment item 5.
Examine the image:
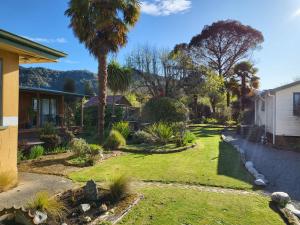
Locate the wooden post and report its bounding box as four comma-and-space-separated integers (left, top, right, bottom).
81, 97, 84, 128
37, 92, 40, 128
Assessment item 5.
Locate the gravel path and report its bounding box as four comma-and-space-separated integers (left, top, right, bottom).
0, 172, 73, 209
224, 131, 300, 201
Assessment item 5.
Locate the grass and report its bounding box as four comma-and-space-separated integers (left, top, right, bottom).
120, 143, 191, 152
69, 125, 253, 190
119, 186, 284, 225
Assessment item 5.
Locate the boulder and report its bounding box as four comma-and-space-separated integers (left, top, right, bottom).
99, 204, 108, 213
33, 211, 47, 224
83, 216, 92, 223
84, 180, 98, 202
271, 192, 291, 206
80, 204, 91, 213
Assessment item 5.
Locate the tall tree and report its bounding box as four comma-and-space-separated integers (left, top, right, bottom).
234, 61, 258, 110
188, 20, 264, 105
107, 61, 131, 121
66, 0, 140, 143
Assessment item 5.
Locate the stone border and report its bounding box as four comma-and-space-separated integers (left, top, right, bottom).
120, 143, 197, 154
221, 134, 268, 187
88, 194, 144, 225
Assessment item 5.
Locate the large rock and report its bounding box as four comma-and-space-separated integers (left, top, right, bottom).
254, 178, 267, 186
83, 180, 98, 202
271, 192, 291, 206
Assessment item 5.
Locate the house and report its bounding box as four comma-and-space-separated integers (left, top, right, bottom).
254, 80, 300, 145
0, 29, 66, 180
18, 86, 87, 141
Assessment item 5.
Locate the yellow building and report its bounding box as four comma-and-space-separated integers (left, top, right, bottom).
0, 29, 66, 183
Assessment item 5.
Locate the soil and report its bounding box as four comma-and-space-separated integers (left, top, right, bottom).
18, 151, 125, 176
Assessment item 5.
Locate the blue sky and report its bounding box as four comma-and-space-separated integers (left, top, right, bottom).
1, 0, 300, 89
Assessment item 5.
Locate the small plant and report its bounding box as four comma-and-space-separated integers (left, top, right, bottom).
0, 171, 18, 192
112, 121, 131, 139
146, 123, 174, 144
225, 120, 236, 126
89, 144, 103, 156
70, 138, 90, 156
40, 134, 62, 150
51, 146, 68, 154
17, 150, 26, 163
132, 130, 155, 144
27, 191, 67, 218
108, 175, 132, 202
181, 131, 197, 146
62, 129, 75, 144
204, 117, 219, 124
29, 145, 44, 159
104, 130, 126, 150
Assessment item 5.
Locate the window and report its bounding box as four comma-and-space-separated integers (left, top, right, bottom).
293, 93, 300, 116
261, 101, 265, 112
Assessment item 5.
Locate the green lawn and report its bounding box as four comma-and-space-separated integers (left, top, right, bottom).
119, 186, 284, 225
69, 125, 253, 190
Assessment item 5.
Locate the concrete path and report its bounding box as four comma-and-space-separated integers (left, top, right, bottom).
0, 172, 73, 209
224, 131, 300, 201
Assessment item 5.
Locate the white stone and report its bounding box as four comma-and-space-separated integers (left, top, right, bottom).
271, 192, 291, 206
286, 203, 300, 218
99, 204, 108, 212
84, 216, 92, 222
80, 203, 91, 213
254, 178, 267, 186
245, 161, 254, 169
33, 211, 47, 224
61, 223, 68, 225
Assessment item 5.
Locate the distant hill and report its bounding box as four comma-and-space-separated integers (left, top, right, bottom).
19, 66, 98, 95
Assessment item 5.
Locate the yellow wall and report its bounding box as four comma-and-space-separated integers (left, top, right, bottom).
0, 49, 19, 178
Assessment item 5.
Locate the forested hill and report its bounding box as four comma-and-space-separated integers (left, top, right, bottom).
19, 66, 98, 95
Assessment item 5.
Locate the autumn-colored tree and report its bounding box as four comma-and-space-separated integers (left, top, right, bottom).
188, 20, 264, 105
65, 0, 140, 143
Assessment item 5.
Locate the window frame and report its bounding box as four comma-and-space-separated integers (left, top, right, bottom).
293, 92, 300, 116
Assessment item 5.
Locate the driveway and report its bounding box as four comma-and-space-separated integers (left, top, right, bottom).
224, 131, 300, 201
0, 172, 73, 209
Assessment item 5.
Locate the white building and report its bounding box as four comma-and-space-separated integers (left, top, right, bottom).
255, 81, 300, 144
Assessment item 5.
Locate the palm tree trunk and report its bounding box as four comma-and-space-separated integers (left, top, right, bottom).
241, 75, 246, 111
112, 93, 116, 123
98, 54, 108, 144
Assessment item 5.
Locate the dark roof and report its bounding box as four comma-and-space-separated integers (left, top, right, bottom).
85, 95, 132, 108
20, 86, 87, 97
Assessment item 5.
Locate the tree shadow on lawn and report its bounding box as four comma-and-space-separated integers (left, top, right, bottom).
190, 125, 223, 138
217, 141, 254, 187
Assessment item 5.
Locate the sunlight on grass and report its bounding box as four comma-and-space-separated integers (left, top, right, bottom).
69, 125, 253, 190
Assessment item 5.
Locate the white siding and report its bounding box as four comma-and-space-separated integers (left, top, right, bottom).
255, 95, 274, 134
275, 84, 300, 136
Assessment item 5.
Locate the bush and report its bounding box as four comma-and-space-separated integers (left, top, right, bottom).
146, 123, 174, 145
142, 97, 188, 123
89, 144, 103, 156
17, 150, 26, 163
62, 129, 75, 145
176, 131, 196, 147
108, 175, 132, 202
112, 121, 130, 139
40, 122, 57, 135
132, 130, 155, 144
0, 171, 18, 192
203, 118, 218, 124
29, 145, 44, 159
104, 130, 126, 150
27, 191, 66, 218
70, 138, 90, 156
225, 120, 236, 126
40, 134, 62, 150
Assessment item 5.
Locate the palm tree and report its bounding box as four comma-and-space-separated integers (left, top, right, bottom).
107, 61, 132, 122
65, 0, 140, 143
234, 61, 258, 111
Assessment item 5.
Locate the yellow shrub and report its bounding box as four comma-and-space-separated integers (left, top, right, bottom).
0, 171, 18, 192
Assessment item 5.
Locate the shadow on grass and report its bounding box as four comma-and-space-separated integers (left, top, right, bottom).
190, 125, 223, 138
217, 141, 253, 186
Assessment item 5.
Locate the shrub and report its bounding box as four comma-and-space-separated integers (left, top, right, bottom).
225, 120, 236, 126
27, 191, 67, 218
142, 97, 188, 123
89, 144, 103, 156
70, 138, 90, 156
146, 123, 174, 145
62, 129, 75, 145
40, 122, 57, 136
104, 130, 126, 150
132, 130, 155, 144
40, 134, 62, 150
29, 145, 44, 159
17, 150, 26, 163
203, 117, 218, 124
0, 171, 18, 192
108, 175, 132, 202
112, 121, 130, 139
176, 131, 196, 147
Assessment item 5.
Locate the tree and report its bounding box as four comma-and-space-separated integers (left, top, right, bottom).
66, 0, 140, 143
234, 61, 258, 110
201, 72, 226, 114
63, 78, 75, 93
84, 81, 95, 96
188, 20, 264, 105
107, 61, 132, 121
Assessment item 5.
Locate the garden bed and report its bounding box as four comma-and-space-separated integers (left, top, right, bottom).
120, 143, 197, 154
